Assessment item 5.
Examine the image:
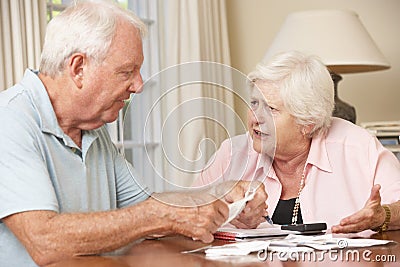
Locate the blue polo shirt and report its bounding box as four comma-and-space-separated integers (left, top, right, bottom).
0, 69, 150, 266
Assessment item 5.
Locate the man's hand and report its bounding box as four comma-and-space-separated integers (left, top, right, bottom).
223, 181, 268, 229
152, 192, 229, 243
331, 184, 386, 233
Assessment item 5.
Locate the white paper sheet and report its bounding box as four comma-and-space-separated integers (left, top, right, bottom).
223, 189, 256, 225
204, 233, 394, 257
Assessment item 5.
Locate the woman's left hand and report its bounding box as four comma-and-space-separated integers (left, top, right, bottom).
331, 184, 386, 233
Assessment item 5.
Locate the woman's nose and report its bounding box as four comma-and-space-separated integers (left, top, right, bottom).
254, 107, 267, 124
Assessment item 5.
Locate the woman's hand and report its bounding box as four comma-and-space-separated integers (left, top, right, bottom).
331, 184, 386, 233
224, 181, 268, 229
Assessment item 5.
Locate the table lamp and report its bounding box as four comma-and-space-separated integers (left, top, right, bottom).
263, 9, 390, 123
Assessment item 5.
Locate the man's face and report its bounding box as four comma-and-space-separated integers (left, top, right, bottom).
79, 20, 144, 128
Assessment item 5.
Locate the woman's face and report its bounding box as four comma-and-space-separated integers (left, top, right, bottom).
247, 80, 305, 158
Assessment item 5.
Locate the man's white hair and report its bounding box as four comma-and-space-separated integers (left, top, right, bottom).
40, 0, 147, 78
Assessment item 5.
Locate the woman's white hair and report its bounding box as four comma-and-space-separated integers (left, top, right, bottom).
248, 51, 334, 137
39, 0, 147, 78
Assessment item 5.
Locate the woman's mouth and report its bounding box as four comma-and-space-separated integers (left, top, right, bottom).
253, 129, 269, 138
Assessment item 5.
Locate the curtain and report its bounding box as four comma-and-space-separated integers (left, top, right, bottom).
0, 0, 47, 91
159, 0, 230, 65
157, 0, 240, 189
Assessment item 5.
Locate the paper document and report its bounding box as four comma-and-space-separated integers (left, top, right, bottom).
278, 234, 393, 250
205, 241, 270, 257
204, 233, 395, 257
215, 222, 296, 240
223, 189, 256, 225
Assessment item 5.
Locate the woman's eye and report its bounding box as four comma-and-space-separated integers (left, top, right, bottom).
250, 100, 259, 109
268, 105, 279, 113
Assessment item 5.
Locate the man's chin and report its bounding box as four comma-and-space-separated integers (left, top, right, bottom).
106, 115, 119, 124
102, 112, 120, 124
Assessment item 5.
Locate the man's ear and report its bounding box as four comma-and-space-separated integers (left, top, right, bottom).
68, 53, 86, 88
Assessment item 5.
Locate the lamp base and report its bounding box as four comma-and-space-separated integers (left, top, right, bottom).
330, 72, 356, 124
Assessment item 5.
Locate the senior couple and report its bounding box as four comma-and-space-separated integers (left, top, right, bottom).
0, 1, 399, 266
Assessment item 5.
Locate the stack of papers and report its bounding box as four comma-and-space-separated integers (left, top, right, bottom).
360, 120, 400, 137
272, 234, 392, 250
205, 241, 270, 257
215, 225, 295, 240
202, 234, 394, 258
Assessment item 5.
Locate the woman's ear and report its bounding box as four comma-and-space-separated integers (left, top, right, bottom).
302, 124, 314, 137
68, 53, 86, 88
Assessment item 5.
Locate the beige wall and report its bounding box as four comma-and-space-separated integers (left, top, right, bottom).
226, 0, 400, 127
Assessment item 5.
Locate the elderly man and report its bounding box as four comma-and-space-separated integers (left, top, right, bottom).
0, 1, 266, 266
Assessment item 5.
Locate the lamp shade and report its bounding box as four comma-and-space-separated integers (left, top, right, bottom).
263, 9, 390, 74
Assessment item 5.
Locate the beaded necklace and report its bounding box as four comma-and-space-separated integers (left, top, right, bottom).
291, 169, 306, 225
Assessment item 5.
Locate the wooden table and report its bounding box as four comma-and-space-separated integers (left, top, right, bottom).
47, 231, 400, 266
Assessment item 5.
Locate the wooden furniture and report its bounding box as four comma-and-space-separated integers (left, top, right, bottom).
46, 231, 400, 266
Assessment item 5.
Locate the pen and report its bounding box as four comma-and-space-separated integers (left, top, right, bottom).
264, 215, 274, 225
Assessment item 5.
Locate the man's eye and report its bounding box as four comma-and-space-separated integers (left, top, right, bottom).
119, 71, 133, 79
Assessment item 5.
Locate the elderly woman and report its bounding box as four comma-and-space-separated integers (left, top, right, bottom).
194, 51, 400, 233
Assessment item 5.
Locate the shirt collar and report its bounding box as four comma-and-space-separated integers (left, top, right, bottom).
257, 153, 273, 176
21, 69, 99, 149
249, 131, 333, 178
21, 69, 65, 137
307, 132, 333, 173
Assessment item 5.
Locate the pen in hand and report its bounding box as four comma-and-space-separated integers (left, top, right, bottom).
264, 215, 274, 225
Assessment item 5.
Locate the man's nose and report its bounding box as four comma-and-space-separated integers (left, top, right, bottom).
129, 73, 144, 94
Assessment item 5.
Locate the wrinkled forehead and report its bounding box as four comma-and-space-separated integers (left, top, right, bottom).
249, 80, 280, 101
